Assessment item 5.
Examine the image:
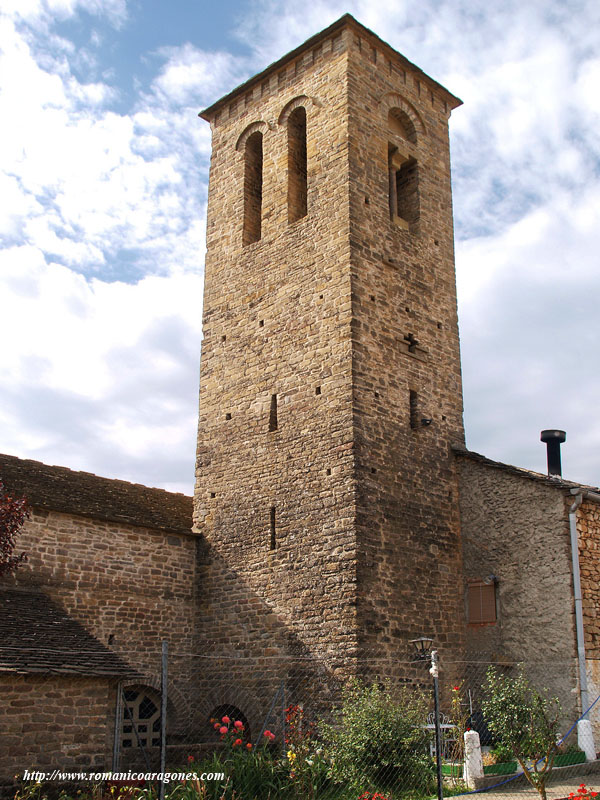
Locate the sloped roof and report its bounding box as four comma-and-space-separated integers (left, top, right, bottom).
453, 445, 600, 495
0, 587, 133, 676
0, 453, 193, 535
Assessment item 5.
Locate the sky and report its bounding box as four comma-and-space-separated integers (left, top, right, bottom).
1, 0, 599, 495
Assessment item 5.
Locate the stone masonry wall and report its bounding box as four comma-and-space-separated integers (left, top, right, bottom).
6, 508, 199, 733
457, 453, 578, 720
578, 500, 600, 657
577, 500, 600, 743
0, 674, 115, 776
346, 27, 466, 674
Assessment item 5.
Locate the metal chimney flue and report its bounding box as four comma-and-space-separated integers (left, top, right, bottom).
540, 429, 566, 477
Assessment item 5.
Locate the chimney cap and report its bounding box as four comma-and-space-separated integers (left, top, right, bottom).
540, 429, 566, 444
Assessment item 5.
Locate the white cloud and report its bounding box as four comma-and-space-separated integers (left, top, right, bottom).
2, 0, 127, 28
0, 250, 202, 491
152, 44, 248, 108
0, 13, 209, 286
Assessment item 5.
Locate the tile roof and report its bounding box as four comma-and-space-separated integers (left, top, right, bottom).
0, 587, 134, 676
0, 453, 193, 535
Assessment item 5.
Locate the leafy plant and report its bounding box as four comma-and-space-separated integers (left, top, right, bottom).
443, 682, 471, 787
0, 478, 29, 576
283, 704, 330, 799
322, 679, 435, 796
489, 741, 515, 764
482, 667, 561, 800
177, 714, 288, 799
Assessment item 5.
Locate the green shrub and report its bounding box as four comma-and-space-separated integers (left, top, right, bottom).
322, 679, 435, 796
490, 741, 514, 764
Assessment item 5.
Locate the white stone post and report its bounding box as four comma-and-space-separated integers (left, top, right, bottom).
578, 719, 596, 761
464, 729, 484, 788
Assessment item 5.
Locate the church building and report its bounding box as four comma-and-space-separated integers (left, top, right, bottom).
1, 13, 600, 784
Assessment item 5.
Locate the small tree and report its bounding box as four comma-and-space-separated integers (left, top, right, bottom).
322, 679, 435, 796
482, 667, 561, 800
0, 479, 29, 576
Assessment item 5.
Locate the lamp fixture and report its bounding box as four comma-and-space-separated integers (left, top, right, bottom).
409, 636, 434, 661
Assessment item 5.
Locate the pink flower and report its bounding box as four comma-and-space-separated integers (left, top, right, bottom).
234, 720, 244, 730
219, 726, 228, 735
213, 722, 220, 730
263, 729, 275, 741
222, 715, 231, 724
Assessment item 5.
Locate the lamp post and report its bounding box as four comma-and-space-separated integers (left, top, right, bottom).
410, 637, 443, 800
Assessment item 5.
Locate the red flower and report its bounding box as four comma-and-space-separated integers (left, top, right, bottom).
246, 743, 252, 750
233, 738, 242, 747
187, 755, 194, 763
222, 715, 231, 724
234, 720, 244, 730
219, 726, 228, 735
213, 722, 220, 730
453, 686, 460, 691
263, 730, 275, 741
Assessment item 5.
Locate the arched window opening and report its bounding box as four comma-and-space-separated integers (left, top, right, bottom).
122, 686, 161, 749
209, 704, 252, 741
387, 107, 419, 230
388, 108, 417, 144
243, 131, 263, 245
287, 107, 307, 223
388, 145, 419, 228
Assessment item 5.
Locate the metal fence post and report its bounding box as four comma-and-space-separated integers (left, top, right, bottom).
430, 650, 443, 800
112, 680, 123, 772
159, 640, 168, 800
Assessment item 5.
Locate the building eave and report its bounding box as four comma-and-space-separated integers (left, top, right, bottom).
199, 13, 462, 122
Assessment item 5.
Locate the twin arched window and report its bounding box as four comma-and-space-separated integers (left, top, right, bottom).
242, 106, 308, 246
241, 101, 420, 243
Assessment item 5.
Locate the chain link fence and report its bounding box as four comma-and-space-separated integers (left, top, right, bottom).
5, 648, 600, 799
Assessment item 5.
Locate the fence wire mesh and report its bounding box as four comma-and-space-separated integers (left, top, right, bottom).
5, 648, 600, 800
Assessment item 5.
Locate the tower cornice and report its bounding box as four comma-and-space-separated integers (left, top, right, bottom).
199, 13, 462, 123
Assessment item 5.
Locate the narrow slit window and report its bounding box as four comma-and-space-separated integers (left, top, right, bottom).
269, 394, 278, 431
269, 506, 276, 550
409, 390, 419, 429
288, 107, 307, 222
243, 131, 263, 245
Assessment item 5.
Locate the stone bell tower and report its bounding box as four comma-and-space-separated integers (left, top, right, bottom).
194, 14, 466, 671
